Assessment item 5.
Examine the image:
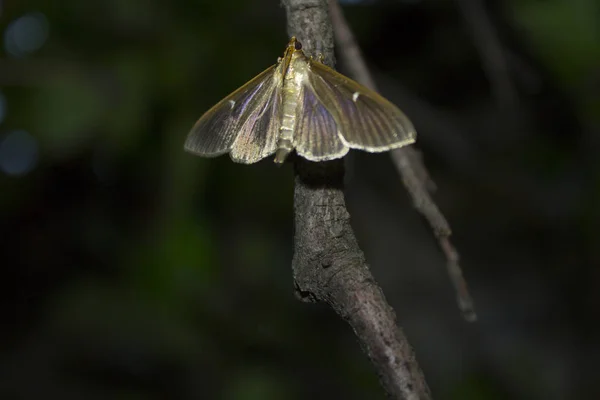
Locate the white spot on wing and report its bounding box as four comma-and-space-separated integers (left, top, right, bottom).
228, 100, 235, 109
352, 92, 360, 102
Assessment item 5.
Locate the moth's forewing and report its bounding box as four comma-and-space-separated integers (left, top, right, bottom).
308, 61, 416, 151
230, 76, 282, 163
294, 85, 349, 161
184, 64, 279, 161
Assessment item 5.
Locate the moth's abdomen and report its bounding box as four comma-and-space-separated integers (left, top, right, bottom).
279, 90, 297, 143
275, 68, 302, 163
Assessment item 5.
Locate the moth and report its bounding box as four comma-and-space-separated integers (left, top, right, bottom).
184, 37, 416, 164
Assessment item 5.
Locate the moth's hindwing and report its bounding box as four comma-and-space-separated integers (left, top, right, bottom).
293, 83, 348, 161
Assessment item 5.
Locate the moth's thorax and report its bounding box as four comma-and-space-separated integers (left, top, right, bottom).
284, 51, 309, 83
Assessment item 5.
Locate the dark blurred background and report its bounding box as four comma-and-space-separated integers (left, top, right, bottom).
1, 0, 598, 399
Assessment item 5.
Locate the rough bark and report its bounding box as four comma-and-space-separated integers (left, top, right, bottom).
282, 1, 432, 398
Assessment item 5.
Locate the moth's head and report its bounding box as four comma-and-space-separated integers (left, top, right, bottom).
280, 37, 305, 67
286, 37, 304, 55
293, 38, 303, 50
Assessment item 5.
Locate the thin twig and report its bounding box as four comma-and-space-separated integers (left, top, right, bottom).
282, 0, 432, 398
329, 0, 477, 322
455, 0, 517, 108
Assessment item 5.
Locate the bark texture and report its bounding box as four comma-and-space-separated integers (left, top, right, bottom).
282, 1, 432, 398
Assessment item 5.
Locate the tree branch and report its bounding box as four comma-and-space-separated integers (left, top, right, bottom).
328, 0, 476, 321
282, 0, 432, 398
454, 0, 517, 108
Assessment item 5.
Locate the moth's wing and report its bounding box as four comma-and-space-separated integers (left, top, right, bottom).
308, 60, 416, 151
184, 64, 280, 163
293, 85, 349, 161
230, 78, 281, 163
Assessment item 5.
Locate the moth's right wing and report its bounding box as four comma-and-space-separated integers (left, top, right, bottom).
307, 60, 416, 152
293, 86, 348, 161
184, 64, 281, 164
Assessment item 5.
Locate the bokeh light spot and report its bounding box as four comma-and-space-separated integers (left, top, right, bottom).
0, 130, 38, 176
3, 12, 49, 58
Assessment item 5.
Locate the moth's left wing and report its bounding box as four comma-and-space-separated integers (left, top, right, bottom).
307, 60, 416, 151
185, 64, 280, 163
230, 79, 281, 163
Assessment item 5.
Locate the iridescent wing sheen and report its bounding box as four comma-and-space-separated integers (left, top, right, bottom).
184, 65, 280, 164
307, 60, 416, 151
230, 81, 281, 163
293, 86, 348, 161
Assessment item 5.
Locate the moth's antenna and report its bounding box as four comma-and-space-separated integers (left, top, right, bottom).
314, 40, 323, 59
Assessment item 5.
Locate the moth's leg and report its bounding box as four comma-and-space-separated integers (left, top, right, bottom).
315, 53, 325, 63
314, 41, 323, 57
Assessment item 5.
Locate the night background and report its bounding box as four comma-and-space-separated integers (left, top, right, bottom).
1, 0, 598, 399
